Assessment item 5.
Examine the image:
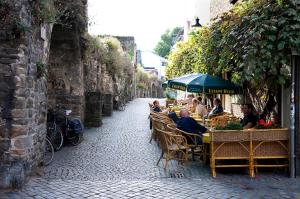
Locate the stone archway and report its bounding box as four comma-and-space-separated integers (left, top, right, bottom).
151, 83, 157, 98
47, 23, 85, 119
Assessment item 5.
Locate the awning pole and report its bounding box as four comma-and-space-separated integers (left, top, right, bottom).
290, 49, 299, 178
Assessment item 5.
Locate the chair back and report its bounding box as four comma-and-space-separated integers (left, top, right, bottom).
166, 123, 179, 135
156, 129, 167, 151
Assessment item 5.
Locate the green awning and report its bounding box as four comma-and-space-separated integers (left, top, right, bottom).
168, 73, 241, 94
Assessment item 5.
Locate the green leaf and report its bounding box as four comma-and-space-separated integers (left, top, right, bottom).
277, 42, 285, 50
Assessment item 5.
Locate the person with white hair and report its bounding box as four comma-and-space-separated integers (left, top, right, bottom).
176, 108, 207, 144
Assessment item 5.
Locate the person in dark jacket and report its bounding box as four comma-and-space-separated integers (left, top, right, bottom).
177, 109, 207, 144
240, 103, 258, 129
152, 100, 162, 112
208, 98, 223, 118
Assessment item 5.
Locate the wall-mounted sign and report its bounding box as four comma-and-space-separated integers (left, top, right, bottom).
41, 25, 47, 40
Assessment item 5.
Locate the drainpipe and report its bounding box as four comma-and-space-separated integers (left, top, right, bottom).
290, 48, 300, 178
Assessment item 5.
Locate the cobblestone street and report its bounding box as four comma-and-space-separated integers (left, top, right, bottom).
1, 98, 300, 198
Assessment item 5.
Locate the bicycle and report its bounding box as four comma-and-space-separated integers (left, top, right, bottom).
115, 94, 126, 111
118, 99, 126, 111
53, 106, 84, 146
47, 107, 64, 151
42, 137, 54, 166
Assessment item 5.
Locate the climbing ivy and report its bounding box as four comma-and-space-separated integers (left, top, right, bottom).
166, 0, 300, 92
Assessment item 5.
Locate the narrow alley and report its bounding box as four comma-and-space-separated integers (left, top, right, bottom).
1, 99, 300, 199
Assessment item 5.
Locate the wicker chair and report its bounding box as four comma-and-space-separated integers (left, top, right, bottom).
210, 130, 251, 178
167, 124, 204, 161
149, 115, 161, 143
251, 128, 289, 176
156, 128, 189, 169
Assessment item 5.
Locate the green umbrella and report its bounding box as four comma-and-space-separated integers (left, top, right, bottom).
168, 73, 241, 94
162, 80, 169, 89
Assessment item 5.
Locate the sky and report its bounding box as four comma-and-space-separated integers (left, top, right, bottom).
88, 0, 210, 51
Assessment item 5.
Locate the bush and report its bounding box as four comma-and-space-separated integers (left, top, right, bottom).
215, 122, 243, 130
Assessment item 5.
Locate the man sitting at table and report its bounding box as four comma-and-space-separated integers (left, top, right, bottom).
240, 103, 258, 129
152, 100, 162, 112
177, 108, 207, 144
207, 98, 223, 118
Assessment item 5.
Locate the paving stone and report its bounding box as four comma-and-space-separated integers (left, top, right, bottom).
0, 99, 299, 198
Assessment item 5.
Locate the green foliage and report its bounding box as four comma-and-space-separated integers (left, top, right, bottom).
0, 0, 30, 39
36, 61, 46, 78
154, 27, 183, 58
166, 28, 209, 79
166, 0, 300, 94
215, 122, 243, 130
135, 66, 159, 91
85, 35, 134, 79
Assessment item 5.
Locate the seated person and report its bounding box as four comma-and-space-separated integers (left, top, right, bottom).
168, 112, 179, 123
177, 108, 207, 144
152, 100, 162, 112
182, 94, 194, 106
195, 97, 208, 117
207, 98, 223, 118
240, 103, 258, 129
189, 98, 198, 113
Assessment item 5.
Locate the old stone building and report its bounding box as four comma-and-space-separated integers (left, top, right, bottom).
0, 0, 136, 188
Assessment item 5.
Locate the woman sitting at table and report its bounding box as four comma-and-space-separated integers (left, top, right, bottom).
207, 98, 223, 118
195, 97, 208, 117
189, 98, 198, 113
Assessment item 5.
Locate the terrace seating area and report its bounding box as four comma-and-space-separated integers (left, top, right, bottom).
149, 101, 290, 178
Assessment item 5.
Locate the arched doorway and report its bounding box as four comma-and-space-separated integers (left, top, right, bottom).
47, 23, 85, 119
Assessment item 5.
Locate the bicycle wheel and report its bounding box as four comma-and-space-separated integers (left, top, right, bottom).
43, 137, 54, 166
69, 133, 83, 146
47, 123, 64, 151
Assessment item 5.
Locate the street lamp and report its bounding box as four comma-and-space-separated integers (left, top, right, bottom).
191, 17, 202, 28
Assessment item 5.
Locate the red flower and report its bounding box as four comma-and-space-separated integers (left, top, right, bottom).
258, 119, 266, 125
266, 121, 273, 127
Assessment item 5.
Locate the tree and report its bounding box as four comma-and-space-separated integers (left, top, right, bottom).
165, 0, 300, 115
154, 27, 183, 58
166, 28, 209, 79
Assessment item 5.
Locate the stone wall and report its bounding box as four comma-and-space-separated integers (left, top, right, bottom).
0, 0, 139, 189
115, 36, 136, 101
0, 0, 53, 188
210, 0, 233, 19
47, 24, 85, 119
0, 0, 89, 189
83, 44, 103, 127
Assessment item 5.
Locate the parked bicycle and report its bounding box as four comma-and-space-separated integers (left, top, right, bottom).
47, 105, 84, 147
114, 94, 126, 111
42, 137, 54, 166
47, 107, 64, 151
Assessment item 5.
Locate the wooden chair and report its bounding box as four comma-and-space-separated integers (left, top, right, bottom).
251, 128, 289, 176
156, 128, 189, 169
210, 130, 251, 178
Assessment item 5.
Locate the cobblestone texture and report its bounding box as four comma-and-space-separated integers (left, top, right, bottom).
1, 98, 300, 198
